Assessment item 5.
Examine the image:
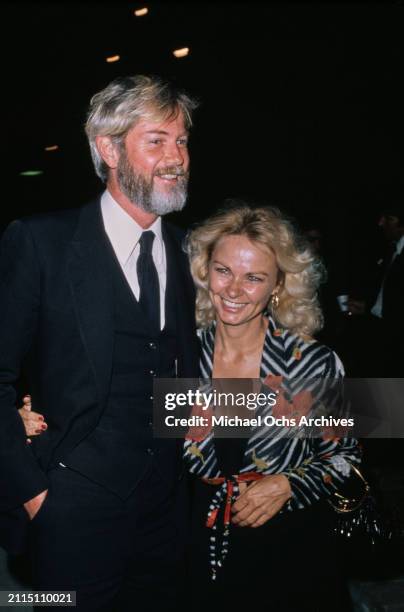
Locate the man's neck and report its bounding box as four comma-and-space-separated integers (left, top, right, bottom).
106, 182, 158, 229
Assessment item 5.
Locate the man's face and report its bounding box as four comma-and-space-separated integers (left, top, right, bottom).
378, 214, 401, 242
116, 111, 190, 215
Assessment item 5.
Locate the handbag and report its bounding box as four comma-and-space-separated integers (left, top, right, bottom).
329, 464, 371, 517
329, 463, 384, 541
328, 463, 398, 578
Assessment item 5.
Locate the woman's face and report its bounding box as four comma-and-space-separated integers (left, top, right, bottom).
208, 234, 280, 327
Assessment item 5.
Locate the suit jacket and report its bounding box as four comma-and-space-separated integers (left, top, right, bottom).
0, 198, 199, 549
381, 249, 404, 332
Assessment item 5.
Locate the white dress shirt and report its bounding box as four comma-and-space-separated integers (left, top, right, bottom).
371, 235, 404, 318
100, 190, 167, 329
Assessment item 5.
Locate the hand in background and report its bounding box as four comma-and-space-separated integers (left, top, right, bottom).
18, 395, 47, 443
23, 489, 48, 520
347, 298, 366, 315
232, 474, 291, 528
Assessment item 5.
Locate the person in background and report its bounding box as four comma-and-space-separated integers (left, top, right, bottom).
344, 201, 404, 470
347, 201, 404, 376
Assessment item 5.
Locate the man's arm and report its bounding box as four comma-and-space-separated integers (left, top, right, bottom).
0, 220, 49, 511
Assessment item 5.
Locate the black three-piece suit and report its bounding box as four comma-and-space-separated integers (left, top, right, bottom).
0, 198, 199, 610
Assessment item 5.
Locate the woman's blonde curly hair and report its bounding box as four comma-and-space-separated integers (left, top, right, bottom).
186, 203, 325, 337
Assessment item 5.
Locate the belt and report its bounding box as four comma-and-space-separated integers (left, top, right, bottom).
201, 472, 264, 580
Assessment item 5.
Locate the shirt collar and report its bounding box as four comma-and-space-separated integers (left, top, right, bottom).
395, 235, 404, 256
100, 190, 163, 266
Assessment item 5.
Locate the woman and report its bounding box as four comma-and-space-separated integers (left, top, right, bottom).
20, 203, 359, 611
183, 204, 359, 611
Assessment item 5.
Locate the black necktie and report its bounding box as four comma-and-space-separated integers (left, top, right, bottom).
137, 231, 160, 333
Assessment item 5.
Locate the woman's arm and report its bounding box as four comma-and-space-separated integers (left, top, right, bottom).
281, 349, 362, 509
283, 436, 361, 509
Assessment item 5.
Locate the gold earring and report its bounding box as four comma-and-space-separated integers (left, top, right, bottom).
271, 292, 279, 309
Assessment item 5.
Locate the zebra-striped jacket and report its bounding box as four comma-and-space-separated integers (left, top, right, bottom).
184, 316, 361, 510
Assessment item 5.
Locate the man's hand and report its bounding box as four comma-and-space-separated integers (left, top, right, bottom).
24, 489, 48, 520
231, 474, 291, 528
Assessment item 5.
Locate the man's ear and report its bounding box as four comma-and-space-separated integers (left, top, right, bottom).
95, 135, 120, 170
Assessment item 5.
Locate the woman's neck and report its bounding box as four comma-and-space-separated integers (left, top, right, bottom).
214, 315, 268, 358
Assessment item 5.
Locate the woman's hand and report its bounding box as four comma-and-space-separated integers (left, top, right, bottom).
24, 489, 48, 520
18, 395, 47, 442
231, 474, 292, 528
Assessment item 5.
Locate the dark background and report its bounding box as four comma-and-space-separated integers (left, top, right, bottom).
4, 1, 403, 229
2, 0, 403, 319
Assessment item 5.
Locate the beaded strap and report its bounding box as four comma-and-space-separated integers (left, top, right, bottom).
202, 472, 264, 580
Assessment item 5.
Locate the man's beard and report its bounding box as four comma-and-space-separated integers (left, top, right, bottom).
117, 150, 189, 215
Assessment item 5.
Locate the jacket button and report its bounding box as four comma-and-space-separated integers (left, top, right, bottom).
147, 448, 154, 455
149, 370, 156, 376
148, 342, 157, 349
149, 395, 154, 401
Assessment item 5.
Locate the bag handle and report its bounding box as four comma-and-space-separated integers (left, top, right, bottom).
328, 464, 370, 514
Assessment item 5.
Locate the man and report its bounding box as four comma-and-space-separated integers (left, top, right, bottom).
370, 206, 404, 334
0, 75, 200, 610
347, 201, 404, 376
345, 203, 404, 472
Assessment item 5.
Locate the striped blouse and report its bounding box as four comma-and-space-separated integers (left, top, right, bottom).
184, 316, 361, 510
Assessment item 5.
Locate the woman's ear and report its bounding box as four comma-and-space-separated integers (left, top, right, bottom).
95, 135, 120, 170
274, 271, 284, 295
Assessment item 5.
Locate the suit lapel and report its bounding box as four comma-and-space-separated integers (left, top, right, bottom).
387, 248, 404, 277
66, 206, 199, 402
162, 222, 199, 378
67, 200, 114, 404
